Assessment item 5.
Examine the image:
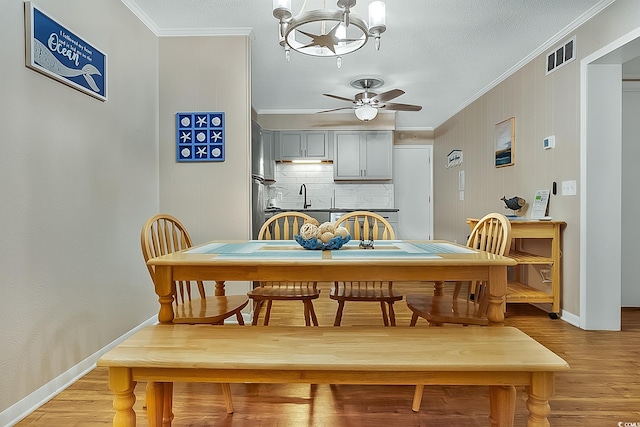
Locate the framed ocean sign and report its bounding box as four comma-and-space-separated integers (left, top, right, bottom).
24, 2, 107, 101
494, 117, 515, 168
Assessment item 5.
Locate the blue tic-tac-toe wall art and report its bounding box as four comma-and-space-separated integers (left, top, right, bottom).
176, 112, 225, 162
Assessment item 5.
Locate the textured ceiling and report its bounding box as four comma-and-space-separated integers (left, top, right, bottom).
124, 0, 612, 130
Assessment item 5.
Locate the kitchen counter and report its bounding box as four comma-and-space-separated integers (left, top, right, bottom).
264, 208, 398, 229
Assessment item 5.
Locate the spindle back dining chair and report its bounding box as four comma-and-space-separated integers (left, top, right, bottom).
141, 213, 250, 416
248, 211, 321, 326
405, 212, 512, 412
330, 211, 400, 326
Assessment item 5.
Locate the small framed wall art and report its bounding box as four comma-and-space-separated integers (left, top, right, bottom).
495, 117, 515, 168
176, 112, 225, 162
24, 2, 107, 101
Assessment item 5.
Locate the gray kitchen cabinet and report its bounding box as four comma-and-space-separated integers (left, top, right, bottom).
276, 131, 330, 160
262, 130, 276, 182
334, 131, 393, 180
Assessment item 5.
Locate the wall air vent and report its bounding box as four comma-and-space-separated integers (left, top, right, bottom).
546, 35, 576, 75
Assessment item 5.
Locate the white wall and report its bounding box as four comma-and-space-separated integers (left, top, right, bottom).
621, 83, 640, 306
0, 0, 159, 422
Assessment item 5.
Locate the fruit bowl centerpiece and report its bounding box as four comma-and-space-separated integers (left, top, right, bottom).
294, 221, 351, 250
295, 234, 350, 250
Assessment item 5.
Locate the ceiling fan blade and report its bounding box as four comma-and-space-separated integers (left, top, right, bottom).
372, 89, 405, 103
317, 106, 354, 113
379, 102, 422, 112
323, 93, 356, 103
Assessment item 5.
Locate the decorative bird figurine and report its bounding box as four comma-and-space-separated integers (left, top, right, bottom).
501, 196, 526, 215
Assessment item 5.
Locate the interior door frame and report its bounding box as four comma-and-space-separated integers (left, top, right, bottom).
580, 26, 640, 330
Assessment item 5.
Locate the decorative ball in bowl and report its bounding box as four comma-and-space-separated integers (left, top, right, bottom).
295, 234, 351, 250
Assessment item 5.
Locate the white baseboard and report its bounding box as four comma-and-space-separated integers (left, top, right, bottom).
560, 309, 580, 328
0, 316, 158, 427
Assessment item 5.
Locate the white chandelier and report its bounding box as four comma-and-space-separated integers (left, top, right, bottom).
273, 0, 386, 68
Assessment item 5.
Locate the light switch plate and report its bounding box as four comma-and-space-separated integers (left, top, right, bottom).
561, 180, 577, 196
543, 135, 555, 149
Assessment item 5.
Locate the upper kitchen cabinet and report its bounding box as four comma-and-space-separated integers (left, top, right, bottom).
263, 130, 276, 182
334, 131, 393, 180
276, 131, 331, 161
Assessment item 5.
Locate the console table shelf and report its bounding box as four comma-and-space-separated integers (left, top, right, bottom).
468, 218, 565, 319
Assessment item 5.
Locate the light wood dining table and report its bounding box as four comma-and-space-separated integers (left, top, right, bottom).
146, 239, 517, 325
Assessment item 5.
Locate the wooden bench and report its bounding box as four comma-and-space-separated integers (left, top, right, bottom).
97, 325, 569, 427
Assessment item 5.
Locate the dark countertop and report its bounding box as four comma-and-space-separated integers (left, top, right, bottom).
265, 208, 398, 213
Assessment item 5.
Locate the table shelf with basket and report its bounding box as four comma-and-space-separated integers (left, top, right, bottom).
467, 218, 565, 319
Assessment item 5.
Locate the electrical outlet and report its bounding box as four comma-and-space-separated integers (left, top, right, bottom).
561, 180, 577, 196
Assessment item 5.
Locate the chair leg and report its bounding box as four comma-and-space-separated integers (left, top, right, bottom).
380, 301, 390, 326
235, 310, 245, 326
388, 302, 396, 326
334, 301, 345, 326
412, 385, 425, 412
264, 300, 273, 326
146, 382, 164, 427
303, 301, 311, 326
409, 313, 419, 326
221, 383, 234, 414
162, 382, 174, 427
307, 300, 319, 326
251, 300, 262, 326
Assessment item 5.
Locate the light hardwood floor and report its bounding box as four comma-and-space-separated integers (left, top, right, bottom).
15, 282, 640, 426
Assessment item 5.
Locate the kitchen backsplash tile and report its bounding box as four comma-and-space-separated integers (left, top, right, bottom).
266, 163, 394, 210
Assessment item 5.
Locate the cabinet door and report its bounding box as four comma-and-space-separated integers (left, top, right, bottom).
305, 132, 329, 158
334, 132, 362, 179
279, 132, 304, 159
363, 131, 393, 179
263, 130, 275, 182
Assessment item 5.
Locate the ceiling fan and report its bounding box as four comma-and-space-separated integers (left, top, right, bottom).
318, 78, 422, 121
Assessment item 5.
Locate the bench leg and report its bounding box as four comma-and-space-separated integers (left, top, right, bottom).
526, 372, 554, 427
108, 367, 136, 427
411, 385, 424, 412
489, 385, 516, 427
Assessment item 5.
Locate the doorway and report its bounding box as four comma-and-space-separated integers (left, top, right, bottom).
393, 145, 433, 240
581, 26, 640, 330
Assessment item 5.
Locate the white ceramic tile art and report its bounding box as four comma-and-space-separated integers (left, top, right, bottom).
266, 163, 394, 210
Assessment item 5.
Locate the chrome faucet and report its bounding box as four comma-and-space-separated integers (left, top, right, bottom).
299, 184, 311, 209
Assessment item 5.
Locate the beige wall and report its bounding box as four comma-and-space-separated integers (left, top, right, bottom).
0, 0, 158, 421
158, 36, 251, 243
432, 0, 640, 317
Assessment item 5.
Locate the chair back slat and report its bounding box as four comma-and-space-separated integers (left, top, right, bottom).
334, 211, 395, 241
258, 212, 315, 240
141, 214, 204, 303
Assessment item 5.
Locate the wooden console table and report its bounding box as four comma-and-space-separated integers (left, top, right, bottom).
468, 218, 565, 318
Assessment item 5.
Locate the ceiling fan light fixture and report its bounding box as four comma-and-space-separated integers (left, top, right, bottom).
355, 105, 378, 121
